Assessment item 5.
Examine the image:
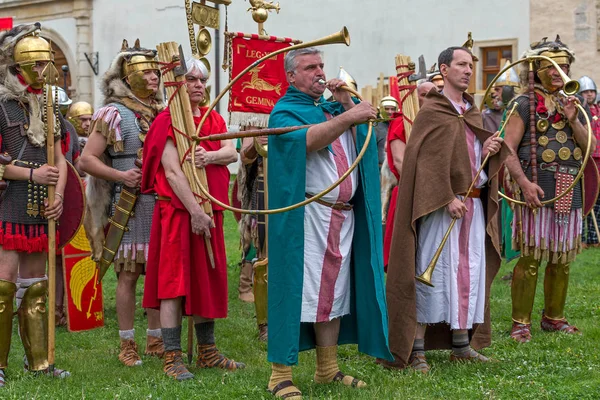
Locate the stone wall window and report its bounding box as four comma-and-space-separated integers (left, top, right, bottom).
481, 46, 512, 89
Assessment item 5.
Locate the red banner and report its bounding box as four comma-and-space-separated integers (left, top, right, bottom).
0, 18, 12, 31
228, 34, 291, 117
62, 225, 104, 332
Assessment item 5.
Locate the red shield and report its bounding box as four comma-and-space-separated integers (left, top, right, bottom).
58, 161, 85, 249
62, 224, 104, 332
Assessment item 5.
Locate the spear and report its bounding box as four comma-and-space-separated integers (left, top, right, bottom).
43, 64, 59, 373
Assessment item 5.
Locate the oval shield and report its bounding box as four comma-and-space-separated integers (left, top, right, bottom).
58, 161, 86, 249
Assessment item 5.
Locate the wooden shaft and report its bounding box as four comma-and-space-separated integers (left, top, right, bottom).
395, 54, 419, 141
198, 124, 313, 142
46, 85, 56, 371
158, 42, 215, 267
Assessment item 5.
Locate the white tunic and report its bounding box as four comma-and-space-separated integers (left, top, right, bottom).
414, 99, 487, 330
301, 127, 358, 322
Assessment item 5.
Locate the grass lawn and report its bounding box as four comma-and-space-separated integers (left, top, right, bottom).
2, 210, 600, 399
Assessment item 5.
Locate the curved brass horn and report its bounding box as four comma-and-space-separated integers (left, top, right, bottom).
416, 104, 518, 287
191, 27, 377, 216
481, 55, 592, 208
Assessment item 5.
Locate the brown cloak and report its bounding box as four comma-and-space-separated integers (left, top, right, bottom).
380, 89, 509, 369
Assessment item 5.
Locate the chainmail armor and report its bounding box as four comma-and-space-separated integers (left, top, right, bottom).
0, 99, 61, 225
106, 102, 154, 246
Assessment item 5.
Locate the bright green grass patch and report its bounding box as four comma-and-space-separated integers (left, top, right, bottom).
2, 211, 600, 399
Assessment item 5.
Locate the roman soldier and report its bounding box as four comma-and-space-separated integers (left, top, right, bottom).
0, 23, 70, 387
67, 101, 93, 149
375, 96, 399, 169
577, 75, 600, 246
238, 133, 269, 341
503, 36, 596, 342
79, 39, 164, 366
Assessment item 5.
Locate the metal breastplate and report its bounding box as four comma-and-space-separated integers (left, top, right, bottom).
0, 100, 52, 224
515, 95, 583, 209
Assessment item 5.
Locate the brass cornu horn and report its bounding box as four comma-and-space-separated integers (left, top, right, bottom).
416, 103, 518, 287
192, 26, 350, 140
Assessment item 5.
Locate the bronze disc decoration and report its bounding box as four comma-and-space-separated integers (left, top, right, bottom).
538, 135, 549, 146
573, 147, 582, 160
199, 56, 211, 75
196, 28, 212, 56
552, 119, 566, 130
542, 149, 556, 163
556, 131, 568, 144
558, 147, 571, 161
536, 119, 549, 133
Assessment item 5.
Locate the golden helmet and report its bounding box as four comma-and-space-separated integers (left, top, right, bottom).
337, 66, 357, 91
67, 101, 94, 136
67, 101, 94, 119
119, 39, 159, 80
13, 32, 53, 65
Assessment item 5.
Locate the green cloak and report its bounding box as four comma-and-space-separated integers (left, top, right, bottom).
266, 85, 393, 366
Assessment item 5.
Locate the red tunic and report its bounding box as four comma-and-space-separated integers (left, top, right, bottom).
141, 107, 230, 318
383, 114, 406, 268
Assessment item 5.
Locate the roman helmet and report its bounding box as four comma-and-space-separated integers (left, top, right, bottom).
494, 60, 520, 106
379, 95, 399, 119
526, 35, 575, 93
67, 101, 94, 136
119, 39, 160, 98
577, 75, 597, 94
12, 27, 55, 90
51, 86, 72, 116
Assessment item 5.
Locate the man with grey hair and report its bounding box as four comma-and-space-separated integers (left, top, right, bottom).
141, 57, 241, 380
266, 47, 393, 399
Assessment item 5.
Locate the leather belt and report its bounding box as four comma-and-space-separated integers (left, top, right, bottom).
306, 193, 353, 211
460, 188, 481, 198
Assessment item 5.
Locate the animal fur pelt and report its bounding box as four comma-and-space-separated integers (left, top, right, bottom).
380, 162, 398, 224
0, 23, 47, 147
83, 153, 113, 261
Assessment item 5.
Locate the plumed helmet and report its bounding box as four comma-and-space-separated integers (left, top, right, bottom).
577, 75, 597, 94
